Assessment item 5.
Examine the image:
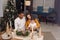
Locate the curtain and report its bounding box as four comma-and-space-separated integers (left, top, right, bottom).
0, 0, 3, 17
33, 0, 55, 11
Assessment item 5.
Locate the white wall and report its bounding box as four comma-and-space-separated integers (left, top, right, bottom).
44, 0, 55, 8
33, 0, 55, 12
33, 0, 44, 11
3, 0, 8, 9
0, 0, 8, 17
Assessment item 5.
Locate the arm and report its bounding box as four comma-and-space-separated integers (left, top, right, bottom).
35, 19, 40, 29
25, 21, 28, 29
14, 20, 18, 31
25, 20, 30, 28
25, 21, 31, 30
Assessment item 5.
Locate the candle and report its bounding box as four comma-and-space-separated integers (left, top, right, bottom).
32, 26, 33, 33
31, 26, 34, 40
6, 22, 10, 34
10, 21, 13, 32
10, 21, 12, 27
39, 27, 42, 37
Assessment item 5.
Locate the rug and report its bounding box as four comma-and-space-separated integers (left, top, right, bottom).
44, 32, 56, 40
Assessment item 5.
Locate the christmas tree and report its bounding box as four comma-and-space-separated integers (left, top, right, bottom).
4, 0, 18, 21
4, 0, 18, 29
0, 0, 18, 32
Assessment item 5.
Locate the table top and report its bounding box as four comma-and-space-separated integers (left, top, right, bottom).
0, 32, 43, 40
12, 32, 44, 40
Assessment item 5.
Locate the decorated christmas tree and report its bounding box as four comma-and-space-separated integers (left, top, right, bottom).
4, 0, 18, 21
0, 0, 18, 32
4, 0, 18, 29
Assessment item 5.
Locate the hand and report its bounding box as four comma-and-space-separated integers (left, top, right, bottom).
33, 26, 37, 30
35, 26, 38, 29
29, 27, 32, 30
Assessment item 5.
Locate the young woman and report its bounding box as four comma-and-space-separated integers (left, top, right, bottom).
25, 13, 40, 31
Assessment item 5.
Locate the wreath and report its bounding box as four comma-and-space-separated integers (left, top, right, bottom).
16, 30, 30, 36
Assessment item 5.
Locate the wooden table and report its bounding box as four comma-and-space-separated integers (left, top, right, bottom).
11, 32, 44, 40
0, 32, 44, 40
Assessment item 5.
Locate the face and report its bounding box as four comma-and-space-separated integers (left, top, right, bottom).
19, 13, 24, 19
27, 15, 31, 20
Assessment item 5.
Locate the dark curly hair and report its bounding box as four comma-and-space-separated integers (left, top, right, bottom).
26, 13, 35, 21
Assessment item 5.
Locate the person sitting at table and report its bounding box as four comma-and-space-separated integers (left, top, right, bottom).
14, 12, 26, 31
25, 13, 40, 32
